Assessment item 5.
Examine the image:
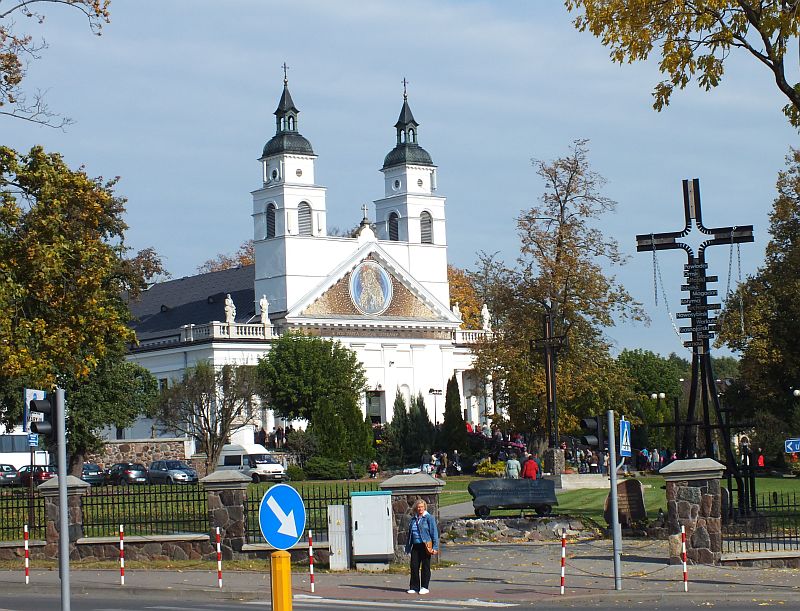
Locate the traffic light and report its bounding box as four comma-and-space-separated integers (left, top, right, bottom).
580, 415, 604, 450
29, 396, 55, 442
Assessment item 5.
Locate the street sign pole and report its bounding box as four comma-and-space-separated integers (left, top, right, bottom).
259, 484, 306, 611
55, 388, 70, 611
607, 410, 622, 591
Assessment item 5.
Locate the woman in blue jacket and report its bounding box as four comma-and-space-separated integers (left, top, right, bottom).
405, 498, 439, 594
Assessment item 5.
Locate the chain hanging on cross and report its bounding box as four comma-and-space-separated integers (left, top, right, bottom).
636, 179, 753, 499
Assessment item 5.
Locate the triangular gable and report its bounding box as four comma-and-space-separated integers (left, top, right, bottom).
285, 242, 459, 325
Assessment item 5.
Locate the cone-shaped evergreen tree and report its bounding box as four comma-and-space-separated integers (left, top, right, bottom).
407, 392, 434, 462
308, 397, 346, 461
388, 390, 409, 466
441, 374, 468, 453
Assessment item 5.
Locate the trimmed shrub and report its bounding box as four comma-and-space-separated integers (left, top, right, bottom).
286, 465, 307, 481
475, 459, 505, 478
304, 457, 352, 480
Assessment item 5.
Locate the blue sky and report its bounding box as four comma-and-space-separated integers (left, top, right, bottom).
4, 1, 796, 358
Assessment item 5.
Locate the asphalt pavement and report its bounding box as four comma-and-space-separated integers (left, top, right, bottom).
3, 539, 800, 608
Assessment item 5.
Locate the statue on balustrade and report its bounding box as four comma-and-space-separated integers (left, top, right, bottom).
224, 293, 236, 324
481, 303, 492, 332
260, 294, 270, 325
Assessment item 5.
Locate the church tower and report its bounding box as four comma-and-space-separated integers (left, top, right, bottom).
253, 73, 329, 314
374, 87, 446, 247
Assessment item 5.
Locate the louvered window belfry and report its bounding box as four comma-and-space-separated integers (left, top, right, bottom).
266, 204, 276, 238
388, 212, 399, 241
420, 211, 433, 244
298, 202, 313, 236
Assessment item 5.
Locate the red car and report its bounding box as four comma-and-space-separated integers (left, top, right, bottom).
16, 465, 56, 487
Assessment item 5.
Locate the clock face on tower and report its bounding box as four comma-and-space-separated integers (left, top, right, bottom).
349, 261, 393, 316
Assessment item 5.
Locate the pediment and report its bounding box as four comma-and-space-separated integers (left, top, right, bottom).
286, 244, 458, 325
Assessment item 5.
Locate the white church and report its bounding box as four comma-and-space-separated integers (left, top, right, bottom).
122, 78, 493, 443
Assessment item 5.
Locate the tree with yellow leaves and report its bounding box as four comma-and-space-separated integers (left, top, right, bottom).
472, 140, 645, 437
0, 145, 163, 401
565, 0, 800, 127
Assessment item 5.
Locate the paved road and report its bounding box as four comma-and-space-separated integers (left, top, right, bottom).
3, 540, 800, 609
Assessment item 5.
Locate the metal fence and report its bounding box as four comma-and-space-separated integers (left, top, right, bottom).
0, 488, 46, 541
723, 491, 800, 553
245, 481, 379, 544
81, 484, 208, 538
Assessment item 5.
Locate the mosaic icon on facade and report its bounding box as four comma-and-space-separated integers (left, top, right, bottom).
349, 261, 393, 315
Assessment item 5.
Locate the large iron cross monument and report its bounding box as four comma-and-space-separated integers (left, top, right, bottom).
636, 179, 753, 471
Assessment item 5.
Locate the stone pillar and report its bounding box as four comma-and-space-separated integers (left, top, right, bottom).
380, 473, 445, 561
544, 448, 565, 476
202, 470, 251, 560
38, 476, 91, 559
660, 458, 724, 565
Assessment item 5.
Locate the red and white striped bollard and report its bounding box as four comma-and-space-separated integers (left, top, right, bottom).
24, 524, 29, 585
216, 526, 222, 589
119, 524, 125, 586
560, 527, 566, 595
681, 524, 688, 592
308, 529, 315, 593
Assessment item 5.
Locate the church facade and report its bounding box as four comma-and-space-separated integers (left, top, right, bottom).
123, 79, 492, 443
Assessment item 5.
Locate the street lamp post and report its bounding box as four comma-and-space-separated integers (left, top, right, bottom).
650, 392, 666, 455
429, 388, 442, 425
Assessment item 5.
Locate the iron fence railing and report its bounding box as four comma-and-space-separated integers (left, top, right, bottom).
0, 488, 46, 541
245, 481, 379, 544
723, 491, 800, 553
81, 483, 208, 538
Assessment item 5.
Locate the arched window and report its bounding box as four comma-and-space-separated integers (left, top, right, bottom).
408, 128, 416, 143
388, 212, 399, 241
266, 204, 276, 239
298, 202, 313, 236
288, 116, 295, 130
420, 211, 433, 244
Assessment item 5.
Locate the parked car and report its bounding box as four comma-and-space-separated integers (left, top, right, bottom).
16, 465, 56, 487
107, 462, 148, 485
81, 462, 106, 486
148, 460, 198, 484
0, 464, 17, 486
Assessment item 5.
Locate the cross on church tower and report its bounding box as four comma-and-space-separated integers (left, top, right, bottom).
282, 62, 290, 84
361, 203, 369, 220
635, 179, 753, 509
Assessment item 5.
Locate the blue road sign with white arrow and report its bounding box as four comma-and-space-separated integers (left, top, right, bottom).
258, 483, 306, 550
619, 418, 632, 458
785, 439, 800, 454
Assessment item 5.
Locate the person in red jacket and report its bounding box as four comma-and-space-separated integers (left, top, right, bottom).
521, 453, 539, 479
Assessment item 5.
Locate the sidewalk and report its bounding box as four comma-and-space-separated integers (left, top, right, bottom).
3, 540, 800, 606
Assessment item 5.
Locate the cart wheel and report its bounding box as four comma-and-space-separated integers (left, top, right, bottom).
475, 505, 490, 519
535, 505, 552, 517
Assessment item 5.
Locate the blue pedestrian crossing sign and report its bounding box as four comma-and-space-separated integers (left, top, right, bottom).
619, 418, 632, 458
785, 439, 800, 454
258, 483, 306, 550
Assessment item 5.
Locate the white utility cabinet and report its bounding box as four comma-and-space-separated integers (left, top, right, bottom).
350, 490, 394, 562
327, 504, 351, 571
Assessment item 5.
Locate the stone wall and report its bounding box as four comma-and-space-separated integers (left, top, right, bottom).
74, 537, 214, 562
87, 438, 192, 468
666, 478, 722, 564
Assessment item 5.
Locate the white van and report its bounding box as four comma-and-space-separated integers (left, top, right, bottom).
217, 443, 286, 483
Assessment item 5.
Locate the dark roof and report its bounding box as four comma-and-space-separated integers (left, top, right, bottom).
275, 83, 298, 114
262, 132, 315, 158
129, 265, 256, 340
394, 99, 417, 128
383, 144, 434, 169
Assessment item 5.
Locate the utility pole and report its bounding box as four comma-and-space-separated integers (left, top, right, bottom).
607, 410, 622, 591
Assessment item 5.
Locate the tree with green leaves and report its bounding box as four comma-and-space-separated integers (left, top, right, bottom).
406, 393, 435, 464
152, 362, 258, 472
718, 149, 800, 419
565, 1, 800, 127
256, 332, 367, 422
64, 356, 159, 474
440, 375, 468, 454
472, 140, 643, 438
617, 349, 686, 448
